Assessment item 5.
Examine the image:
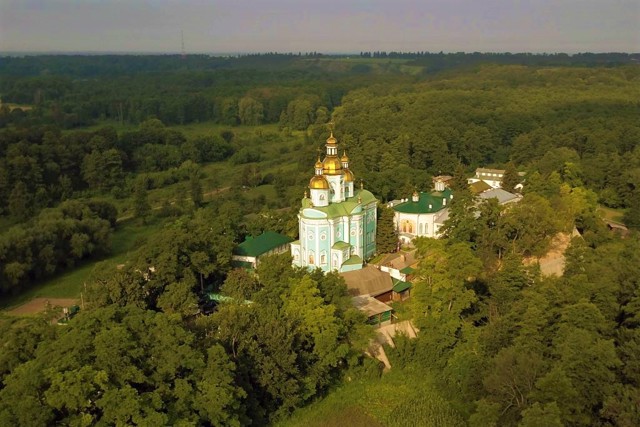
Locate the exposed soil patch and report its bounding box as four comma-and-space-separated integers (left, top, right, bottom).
7, 298, 79, 316
523, 229, 580, 277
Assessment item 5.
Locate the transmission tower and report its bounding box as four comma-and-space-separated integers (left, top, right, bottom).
181, 30, 186, 59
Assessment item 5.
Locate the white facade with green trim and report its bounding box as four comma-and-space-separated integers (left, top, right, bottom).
291, 133, 377, 273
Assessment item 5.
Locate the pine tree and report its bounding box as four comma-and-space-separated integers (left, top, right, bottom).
501, 161, 520, 191
376, 206, 398, 253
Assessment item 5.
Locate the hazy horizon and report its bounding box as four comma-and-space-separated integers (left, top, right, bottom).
1, 1, 638, 54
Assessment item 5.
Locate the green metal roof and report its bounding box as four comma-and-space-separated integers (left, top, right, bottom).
207, 293, 252, 305
332, 241, 351, 250
393, 188, 453, 214
470, 180, 492, 194
392, 279, 412, 293
342, 254, 363, 266
400, 266, 416, 274
301, 189, 377, 219
231, 260, 254, 269
233, 231, 293, 257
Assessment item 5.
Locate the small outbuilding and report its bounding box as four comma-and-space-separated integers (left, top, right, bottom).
232, 231, 293, 269
352, 295, 394, 326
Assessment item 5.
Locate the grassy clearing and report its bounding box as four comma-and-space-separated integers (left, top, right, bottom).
0, 102, 33, 111
278, 368, 464, 427
0, 218, 165, 311
1, 121, 306, 310
597, 205, 626, 224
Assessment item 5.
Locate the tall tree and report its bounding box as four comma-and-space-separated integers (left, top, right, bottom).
376, 206, 398, 253
132, 177, 150, 223
8, 181, 32, 218
190, 171, 203, 208
238, 97, 264, 126
501, 161, 520, 192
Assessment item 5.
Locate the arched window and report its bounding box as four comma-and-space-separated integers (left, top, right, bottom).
309, 252, 315, 265
320, 253, 327, 264
320, 194, 325, 200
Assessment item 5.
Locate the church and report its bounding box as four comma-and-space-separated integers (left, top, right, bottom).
290, 132, 377, 273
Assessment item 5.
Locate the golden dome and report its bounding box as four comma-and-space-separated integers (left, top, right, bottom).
326, 132, 337, 145
315, 158, 323, 169
341, 151, 349, 162
309, 175, 330, 189
343, 168, 355, 182
323, 156, 343, 175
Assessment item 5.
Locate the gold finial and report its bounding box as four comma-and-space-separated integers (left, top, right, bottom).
328, 120, 335, 132
358, 195, 362, 203
360, 179, 364, 190
304, 190, 308, 198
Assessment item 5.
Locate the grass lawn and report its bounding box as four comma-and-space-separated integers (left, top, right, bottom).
0, 121, 307, 311
278, 367, 465, 427
597, 205, 626, 224
0, 218, 165, 311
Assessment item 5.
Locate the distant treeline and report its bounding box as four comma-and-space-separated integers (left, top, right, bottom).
1, 52, 637, 78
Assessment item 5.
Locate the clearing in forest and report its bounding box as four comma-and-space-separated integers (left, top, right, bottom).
7, 298, 79, 316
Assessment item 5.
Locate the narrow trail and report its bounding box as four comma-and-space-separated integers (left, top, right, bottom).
115, 186, 230, 223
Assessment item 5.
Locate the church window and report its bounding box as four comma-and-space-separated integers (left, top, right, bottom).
309, 252, 315, 264
320, 232, 327, 241
293, 250, 299, 261
308, 232, 314, 240
320, 194, 325, 201
320, 253, 327, 264
350, 228, 356, 236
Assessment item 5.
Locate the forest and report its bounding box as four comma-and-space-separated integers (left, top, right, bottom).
0, 53, 639, 426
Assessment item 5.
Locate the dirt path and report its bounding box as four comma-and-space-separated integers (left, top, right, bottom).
116, 186, 230, 222
7, 298, 79, 316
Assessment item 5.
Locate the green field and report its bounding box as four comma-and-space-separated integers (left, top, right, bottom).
597, 205, 626, 224
1, 121, 307, 311
0, 218, 165, 311
278, 367, 465, 427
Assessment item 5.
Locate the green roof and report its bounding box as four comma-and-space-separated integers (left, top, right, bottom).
392, 279, 412, 293
301, 189, 377, 219
400, 266, 416, 274
233, 231, 293, 257
470, 180, 492, 194
332, 241, 351, 250
231, 260, 254, 269
342, 254, 363, 266
393, 188, 453, 214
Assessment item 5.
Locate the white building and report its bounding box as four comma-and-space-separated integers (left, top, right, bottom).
390, 178, 522, 244
290, 132, 378, 273
390, 179, 452, 244
467, 167, 505, 189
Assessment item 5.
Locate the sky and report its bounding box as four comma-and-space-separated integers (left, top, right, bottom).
0, 0, 638, 54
